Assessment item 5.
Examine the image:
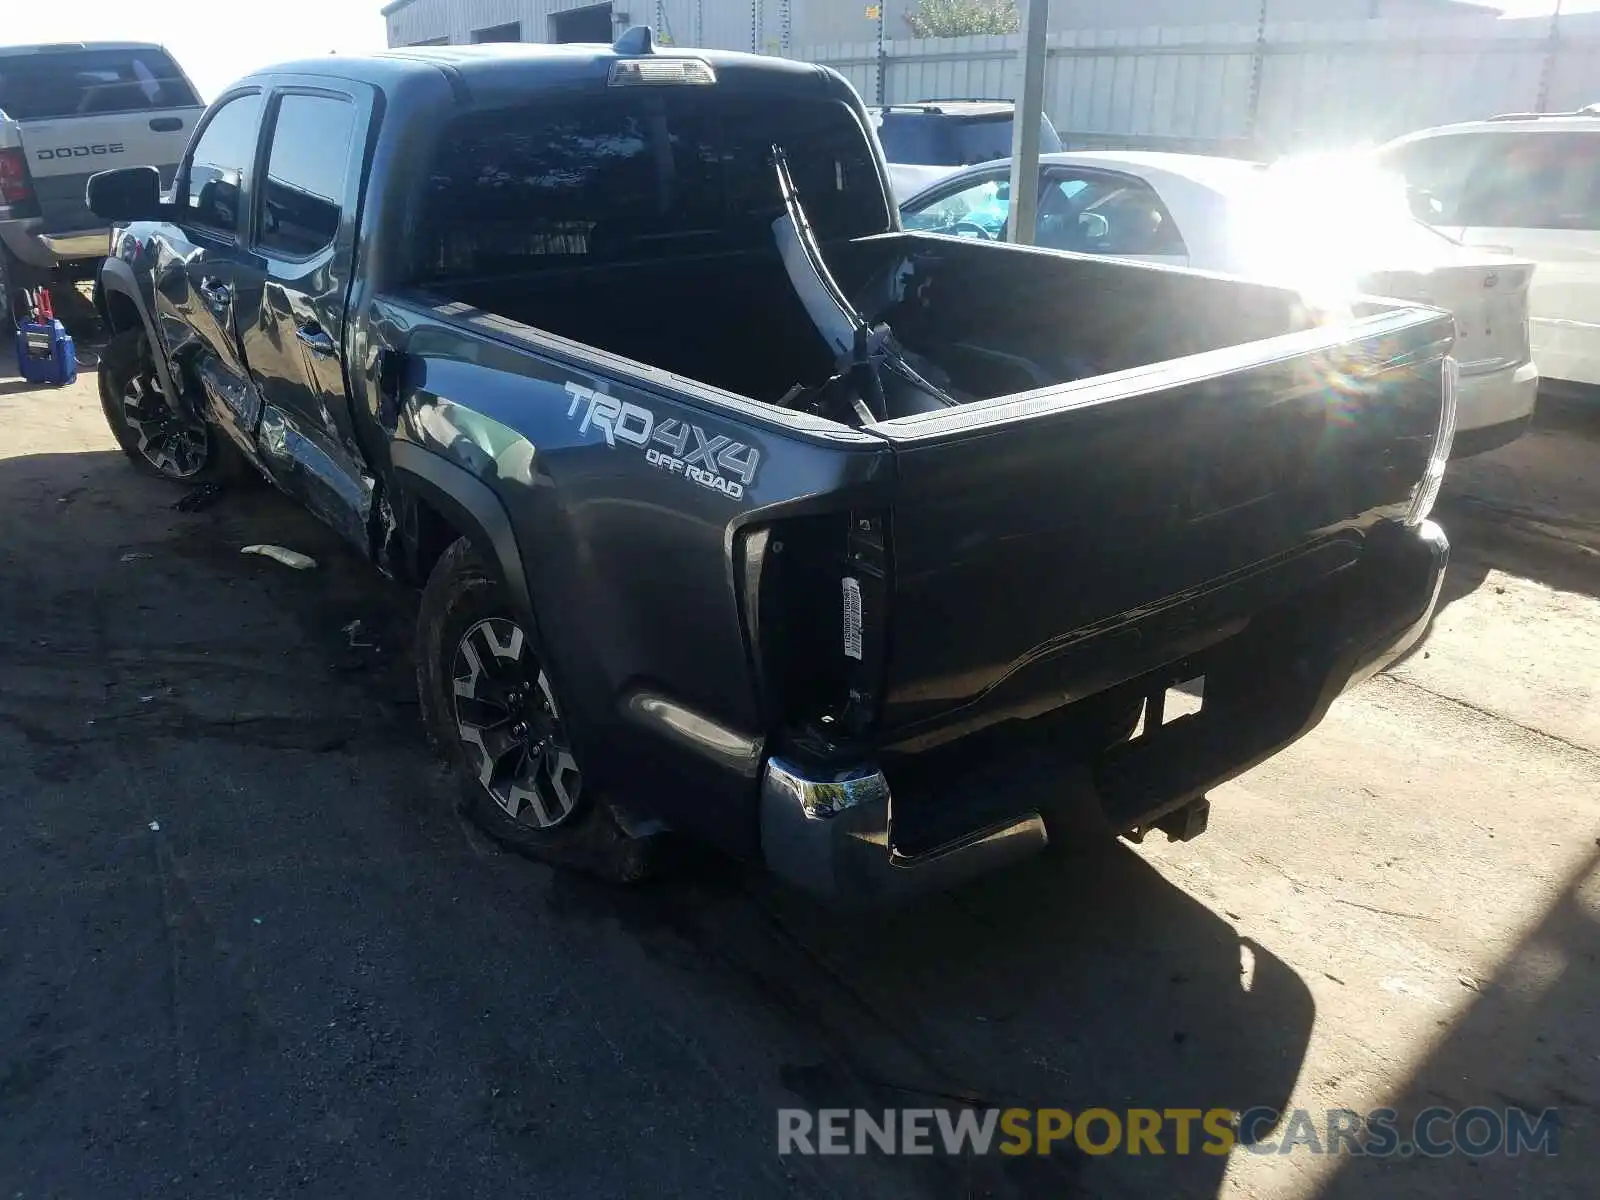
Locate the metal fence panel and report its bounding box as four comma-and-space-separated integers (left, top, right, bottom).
383, 2, 1600, 159
796, 13, 1600, 159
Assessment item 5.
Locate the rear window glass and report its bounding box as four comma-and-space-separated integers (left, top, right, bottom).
1380, 130, 1600, 230
414, 93, 890, 281
875, 110, 1062, 166
0, 47, 199, 120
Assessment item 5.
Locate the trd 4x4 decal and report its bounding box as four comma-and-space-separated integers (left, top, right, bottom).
564, 382, 760, 500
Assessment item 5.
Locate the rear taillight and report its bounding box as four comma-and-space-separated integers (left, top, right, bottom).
744, 510, 891, 746
1405, 356, 1459, 528
0, 147, 35, 207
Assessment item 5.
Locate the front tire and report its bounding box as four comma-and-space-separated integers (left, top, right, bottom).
416, 537, 649, 882
99, 328, 228, 483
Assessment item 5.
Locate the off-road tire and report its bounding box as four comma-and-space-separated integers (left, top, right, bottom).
98, 328, 232, 483
417, 536, 649, 882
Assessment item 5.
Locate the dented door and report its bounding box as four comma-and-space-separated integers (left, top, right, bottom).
233, 81, 376, 552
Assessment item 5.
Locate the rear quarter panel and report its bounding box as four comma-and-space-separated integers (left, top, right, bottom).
370, 297, 892, 849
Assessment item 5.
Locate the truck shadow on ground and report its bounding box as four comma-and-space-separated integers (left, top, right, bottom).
1393, 396, 1600, 668
1315, 844, 1600, 1200
0, 440, 1314, 1199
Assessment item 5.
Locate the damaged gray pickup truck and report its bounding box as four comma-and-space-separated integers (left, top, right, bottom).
88, 31, 1456, 899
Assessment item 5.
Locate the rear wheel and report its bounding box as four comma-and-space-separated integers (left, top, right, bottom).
417, 537, 650, 882
98, 328, 226, 482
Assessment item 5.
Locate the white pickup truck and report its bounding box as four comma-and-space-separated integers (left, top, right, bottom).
0, 41, 203, 329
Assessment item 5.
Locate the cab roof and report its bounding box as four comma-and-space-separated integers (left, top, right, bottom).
245, 39, 840, 107
0, 41, 173, 58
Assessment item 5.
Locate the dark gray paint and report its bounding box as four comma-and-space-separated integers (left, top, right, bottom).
90, 41, 1454, 872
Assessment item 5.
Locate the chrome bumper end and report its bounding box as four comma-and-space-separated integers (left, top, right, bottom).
759, 757, 1049, 902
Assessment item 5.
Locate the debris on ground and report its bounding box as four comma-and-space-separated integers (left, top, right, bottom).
342, 619, 375, 649
241, 544, 317, 571
148, 820, 160, 832
173, 481, 226, 513
120, 551, 153, 562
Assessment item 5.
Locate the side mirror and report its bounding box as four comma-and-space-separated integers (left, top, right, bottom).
86, 166, 164, 222
1406, 186, 1443, 223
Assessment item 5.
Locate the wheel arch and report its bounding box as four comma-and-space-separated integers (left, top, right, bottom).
97, 258, 182, 408
390, 440, 538, 638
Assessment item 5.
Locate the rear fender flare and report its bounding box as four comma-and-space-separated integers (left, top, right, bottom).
97, 257, 182, 407
390, 440, 540, 642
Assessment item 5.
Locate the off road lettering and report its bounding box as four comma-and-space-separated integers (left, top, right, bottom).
566, 385, 760, 501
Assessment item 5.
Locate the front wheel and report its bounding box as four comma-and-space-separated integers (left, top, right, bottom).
98, 328, 228, 482
416, 537, 650, 882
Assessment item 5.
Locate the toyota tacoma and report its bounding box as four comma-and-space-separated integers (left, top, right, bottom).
87, 31, 1456, 899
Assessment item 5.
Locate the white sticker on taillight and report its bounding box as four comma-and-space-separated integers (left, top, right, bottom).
841, 577, 864, 661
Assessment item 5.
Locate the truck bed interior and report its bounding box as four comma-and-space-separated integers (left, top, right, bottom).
441, 233, 1320, 415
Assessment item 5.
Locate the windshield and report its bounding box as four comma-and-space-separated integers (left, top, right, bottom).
0, 47, 198, 120
874, 110, 1063, 166
414, 92, 890, 282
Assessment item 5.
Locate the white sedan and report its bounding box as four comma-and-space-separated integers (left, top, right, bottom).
899, 151, 1540, 457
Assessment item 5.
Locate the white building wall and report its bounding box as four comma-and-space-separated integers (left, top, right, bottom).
384, 0, 1500, 52
385, 0, 791, 52
381, 1, 1592, 157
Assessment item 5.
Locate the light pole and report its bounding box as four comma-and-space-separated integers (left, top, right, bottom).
1006, 0, 1050, 245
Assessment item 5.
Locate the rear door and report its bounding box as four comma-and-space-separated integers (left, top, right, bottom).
0, 45, 203, 237
233, 82, 374, 550
156, 88, 267, 454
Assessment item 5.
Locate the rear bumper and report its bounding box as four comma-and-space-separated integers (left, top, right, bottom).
760, 759, 1050, 903
759, 519, 1448, 901
1453, 360, 1538, 455
0, 218, 110, 269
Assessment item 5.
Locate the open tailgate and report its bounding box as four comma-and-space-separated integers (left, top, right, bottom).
869, 306, 1456, 744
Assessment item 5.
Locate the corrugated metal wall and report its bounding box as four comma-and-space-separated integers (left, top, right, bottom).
385, 0, 787, 53
384, 0, 1500, 54
383, 2, 1600, 159
798, 15, 1600, 157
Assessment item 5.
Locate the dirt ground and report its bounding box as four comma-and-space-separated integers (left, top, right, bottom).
1, 323, 1596, 1199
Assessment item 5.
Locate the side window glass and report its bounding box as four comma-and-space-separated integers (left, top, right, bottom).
257, 94, 357, 257
902, 177, 1010, 240
182, 92, 264, 234
1038, 174, 1186, 256
1458, 133, 1600, 231
1383, 133, 1510, 225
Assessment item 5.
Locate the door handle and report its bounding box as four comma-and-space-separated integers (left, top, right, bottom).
197, 277, 231, 308
149, 116, 184, 132
295, 322, 337, 357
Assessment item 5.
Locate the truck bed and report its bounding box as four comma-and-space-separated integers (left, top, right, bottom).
431, 229, 1451, 754
445, 233, 1319, 410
